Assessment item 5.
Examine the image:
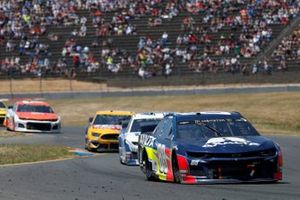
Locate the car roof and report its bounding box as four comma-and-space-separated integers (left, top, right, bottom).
132, 112, 165, 120
172, 111, 242, 121
96, 110, 134, 116
16, 100, 50, 106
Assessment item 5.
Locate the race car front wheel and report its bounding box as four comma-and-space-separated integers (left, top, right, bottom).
172, 153, 182, 183
7, 118, 15, 131
143, 151, 156, 181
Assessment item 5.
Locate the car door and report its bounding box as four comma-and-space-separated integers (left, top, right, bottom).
155, 118, 173, 175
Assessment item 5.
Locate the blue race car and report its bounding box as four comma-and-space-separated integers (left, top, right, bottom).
138, 111, 283, 184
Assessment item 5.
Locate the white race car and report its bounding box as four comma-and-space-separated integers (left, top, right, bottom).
4, 100, 61, 133
118, 112, 164, 165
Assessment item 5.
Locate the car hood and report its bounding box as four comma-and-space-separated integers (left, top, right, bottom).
17, 112, 59, 121
177, 136, 276, 154
125, 132, 140, 143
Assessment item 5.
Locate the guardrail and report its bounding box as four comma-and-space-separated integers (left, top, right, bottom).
1, 70, 300, 98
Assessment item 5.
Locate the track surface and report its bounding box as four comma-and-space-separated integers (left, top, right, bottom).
0, 127, 299, 200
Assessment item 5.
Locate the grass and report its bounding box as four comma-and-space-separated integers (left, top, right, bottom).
0, 129, 24, 138
0, 144, 75, 165
0, 78, 107, 93
49, 92, 300, 135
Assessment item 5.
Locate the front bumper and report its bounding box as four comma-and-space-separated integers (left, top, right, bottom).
122, 140, 139, 165
178, 154, 282, 184
14, 118, 61, 133
87, 139, 119, 151
181, 176, 278, 184
123, 151, 139, 165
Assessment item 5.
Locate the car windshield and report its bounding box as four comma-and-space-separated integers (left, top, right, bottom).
17, 104, 54, 113
177, 118, 259, 141
0, 102, 5, 108
130, 119, 161, 132
93, 115, 131, 125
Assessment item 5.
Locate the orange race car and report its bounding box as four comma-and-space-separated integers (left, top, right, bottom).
4, 100, 61, 133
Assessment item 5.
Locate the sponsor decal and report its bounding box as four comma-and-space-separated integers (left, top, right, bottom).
157, 143, 168, 174
190, 160, 200, 166
203, 137, 260, 148
140, 134, 155, 147
92, 125, 121, 130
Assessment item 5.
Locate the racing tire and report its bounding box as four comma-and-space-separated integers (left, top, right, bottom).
119, 142, 126, 165
84, 138, 89, 150
119, 155, 125, 165
7, 118, 15, 132
87, 147, 97, 153
143, 151, 156, 181
172, 153, 182, 184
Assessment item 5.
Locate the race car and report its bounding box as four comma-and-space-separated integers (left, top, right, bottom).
4, 100, 61, 133
138, 111, 283, 184
0, 101, 7, 126
118, 112, 164, 165
85, 110, 134, 152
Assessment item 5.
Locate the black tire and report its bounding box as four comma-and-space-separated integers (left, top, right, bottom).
143, 151, 156, 181
6, 118, 14, 131
84, 138, 89, 150
119, 153, 125, 165
119, 141, 126, 165
172, 153, 182, 183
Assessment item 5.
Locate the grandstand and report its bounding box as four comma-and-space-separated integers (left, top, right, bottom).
1, 0, 300, 87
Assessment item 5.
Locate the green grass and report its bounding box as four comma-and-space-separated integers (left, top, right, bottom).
0, 144, 74, 165
0, 130, 24, 138
50, 92, 300, 135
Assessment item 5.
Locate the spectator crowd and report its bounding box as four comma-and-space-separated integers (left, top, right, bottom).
272, 28, 300, 71
0, 0, 300, 78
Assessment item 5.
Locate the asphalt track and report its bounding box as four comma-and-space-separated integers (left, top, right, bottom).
0, 127, 300, 200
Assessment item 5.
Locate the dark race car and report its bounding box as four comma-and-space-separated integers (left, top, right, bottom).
138, 112, 283, 184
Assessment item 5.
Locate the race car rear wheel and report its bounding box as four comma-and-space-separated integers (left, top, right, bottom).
143, 151, 156, 181
172, 153, 182, 183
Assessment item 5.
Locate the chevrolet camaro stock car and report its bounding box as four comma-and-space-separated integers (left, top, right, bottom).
118, 112, 165, 165
4, 100, 61, 133
85, 110, 134, 152
138, 112, 283, 184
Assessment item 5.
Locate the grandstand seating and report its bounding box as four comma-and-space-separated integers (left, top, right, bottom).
0, 0, 300, 80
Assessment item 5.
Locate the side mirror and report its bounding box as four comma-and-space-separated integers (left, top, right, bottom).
8, 105, 13, 109
88, 117, 93, 123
